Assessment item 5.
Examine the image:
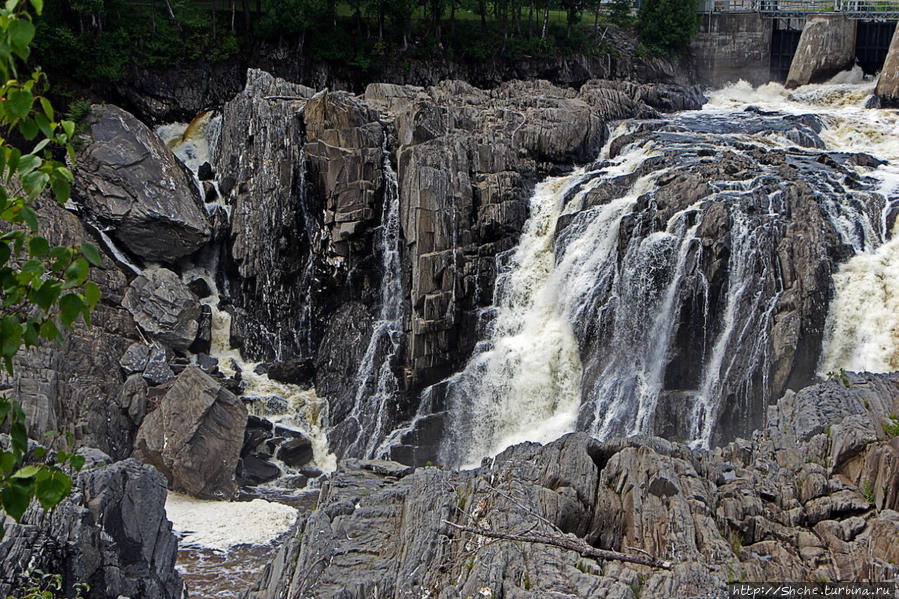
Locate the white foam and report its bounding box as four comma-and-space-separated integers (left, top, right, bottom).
165, 493, 298, 551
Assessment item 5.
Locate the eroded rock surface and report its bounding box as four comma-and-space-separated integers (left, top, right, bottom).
245, 373, 899, 598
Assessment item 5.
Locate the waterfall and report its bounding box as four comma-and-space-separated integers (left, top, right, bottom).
383, 72, 895, 467
341, 138, 404, 458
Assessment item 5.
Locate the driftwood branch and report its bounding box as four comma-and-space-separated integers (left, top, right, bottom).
443, 521, 672, 570
263, 95, 309, 101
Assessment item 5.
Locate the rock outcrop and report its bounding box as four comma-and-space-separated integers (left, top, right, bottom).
244, 372, 899, 598
1, 198, 143, 460
875, 24, 899, 107
214, 70, 317, 364
73, 104, 211, 263
786, 17, 857, 89
134, 366, 247, 499
122, 266, 201, 353
0, 456, 184, 599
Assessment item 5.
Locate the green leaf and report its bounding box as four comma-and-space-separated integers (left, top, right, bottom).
6, 148, 21, 183
23, 319, 38, 347
7, 90, 33, 119
33, 446, 46, 459
19, 204, 37, 231
34, 113, 52, 139
69, 454, 85, 471
0, 451, 16, 475
10, 418, 26, 455
50, 178, 69, 204
83, 281, 100, 309
38, 318, 57, 341
80, 242, 101, 267
32, 138, 49, 154
22, 170, 49, 198
16, 154, 40, 176
38, 96, 52, 121
29, 0, 42, 14
27, 236, 48, 257
62, 258, 88, 289
0, 241, 9, 265
19, 118, 38, 140
56, 166, 73, 182
11, 464, 41, 479
61, 120, 74, 139
58, 293, 85, 329
35, 471, 70, 510
30, 279, 60, 311
1, 315, 22, 357
1, 480, 32, 521
8, 19, 35, 54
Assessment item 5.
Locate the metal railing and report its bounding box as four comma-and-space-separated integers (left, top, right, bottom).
697, 0, 899, 17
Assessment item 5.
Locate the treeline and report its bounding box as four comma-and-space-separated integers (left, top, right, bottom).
35, 0, 697, 87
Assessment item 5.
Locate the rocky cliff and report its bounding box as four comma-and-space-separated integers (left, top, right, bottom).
213, 69, 705, 460
244, 372, 899, 598
0, 454, 184, 598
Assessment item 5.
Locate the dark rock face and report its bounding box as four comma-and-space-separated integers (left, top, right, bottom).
73, 104, 211, 263
0, 458, 184, 599
134, 366, 248, 499
214, 70, 317, 364
122, 266, 201, 353
243, 373, 899, 598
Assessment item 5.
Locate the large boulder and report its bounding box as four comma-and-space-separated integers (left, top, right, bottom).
0, 457, 184, 598
73, 103, 211, 262
134, 366, 247, 499
122, 266, 201, 353
875, 24, 899, 108
785, 16, 857, 89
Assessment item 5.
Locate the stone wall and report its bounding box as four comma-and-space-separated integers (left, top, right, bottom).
690, 14, 775, 87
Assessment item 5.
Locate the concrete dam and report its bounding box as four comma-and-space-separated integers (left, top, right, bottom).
690, 4, 899, 103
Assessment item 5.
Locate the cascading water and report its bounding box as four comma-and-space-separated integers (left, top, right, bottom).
158, 114, 334, 599
395, 69, 896, 467
341, 138, 404, 458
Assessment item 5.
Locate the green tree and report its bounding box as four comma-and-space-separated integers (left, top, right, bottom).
0, 0, 99, 538
637, 0, 698, 52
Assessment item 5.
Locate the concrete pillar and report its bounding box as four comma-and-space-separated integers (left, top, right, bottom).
875, 24, 899, 107
785, 16, 857, 89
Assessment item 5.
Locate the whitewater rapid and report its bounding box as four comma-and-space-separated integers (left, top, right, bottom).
428, 68, 899, 465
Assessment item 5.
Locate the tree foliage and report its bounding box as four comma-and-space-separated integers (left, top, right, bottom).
637, 0, 698, 52
0, 0, 97, 539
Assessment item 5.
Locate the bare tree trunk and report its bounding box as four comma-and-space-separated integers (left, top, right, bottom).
162, 0, 183, 33
527, 0, 534, 38
241, 0, 251, 31
541, 2, 550, 39
479, 0, 488, 33
444, 521, 673, 570
231, 0, 235, 32
450, 0, 456, 37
